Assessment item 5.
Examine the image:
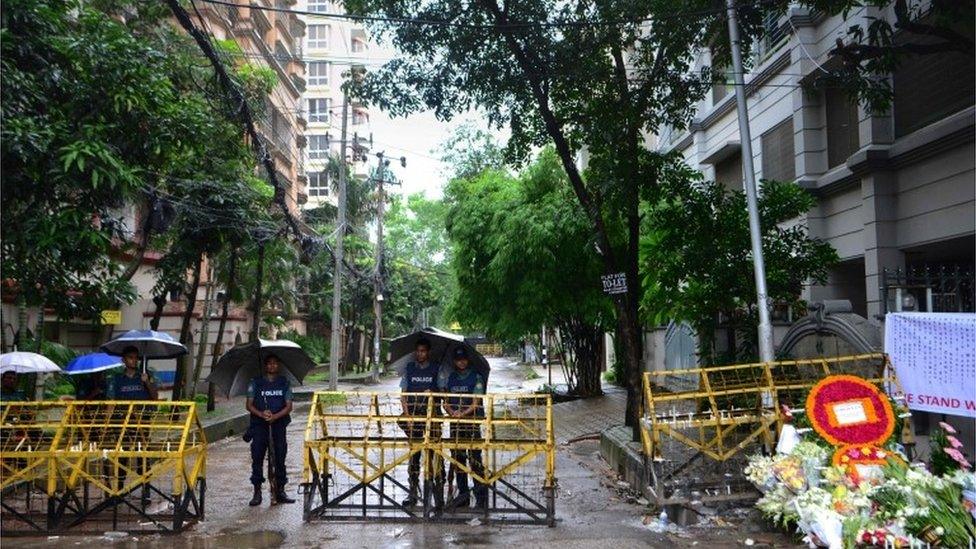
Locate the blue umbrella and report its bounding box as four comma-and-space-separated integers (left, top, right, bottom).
64, 353, 124, 375
100, 329, 188, 360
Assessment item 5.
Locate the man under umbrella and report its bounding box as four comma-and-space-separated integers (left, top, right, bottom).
245, 354, 295, 506
398, 337, 444, 511
0, 370, 26, 402
443, 347, 488, 510
108, 346, 158, 400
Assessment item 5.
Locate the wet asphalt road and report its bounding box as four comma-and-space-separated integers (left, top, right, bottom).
5, 358, 796, 548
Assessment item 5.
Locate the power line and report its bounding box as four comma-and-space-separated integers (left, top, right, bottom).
200, 0, 780, 30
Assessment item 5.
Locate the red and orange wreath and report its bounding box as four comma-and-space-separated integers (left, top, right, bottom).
805, 375, 895, 447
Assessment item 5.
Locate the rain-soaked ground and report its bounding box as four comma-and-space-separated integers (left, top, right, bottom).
4, 359, 799, 548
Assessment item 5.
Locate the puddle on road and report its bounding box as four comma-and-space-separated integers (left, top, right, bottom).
147, 530, 287, 549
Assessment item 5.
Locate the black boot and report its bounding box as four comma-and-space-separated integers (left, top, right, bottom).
446, 492, 469, 511
432, 487, 445, 515
249, 485, 262, 507
274, 489, 295, 504
401, 479, 420, 507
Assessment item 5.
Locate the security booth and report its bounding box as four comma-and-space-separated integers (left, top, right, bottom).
301, 391, 556, 525
0, 400, 206, 534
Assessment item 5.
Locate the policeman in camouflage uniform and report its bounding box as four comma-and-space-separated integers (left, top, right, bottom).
443, 347, 488, 510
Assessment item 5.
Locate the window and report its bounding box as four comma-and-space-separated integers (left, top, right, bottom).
712, 65, 729, 105
308, 25, 330, 49
352, 110, 368, 125
714, 153, 743, 192
307, 98, 331, 123
825, 88, 859, 169
307, 61, 330, 86
761, 118, 795, 182
308, 171, 330, 197
308, 135, 330, 159
351, 38, 367, 53
307, 0, 330, 13
893, 31, 975, 137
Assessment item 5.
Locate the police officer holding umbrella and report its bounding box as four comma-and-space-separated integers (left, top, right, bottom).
245, 354, 295, 506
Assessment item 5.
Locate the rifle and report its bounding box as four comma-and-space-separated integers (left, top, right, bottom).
264, 393, 279, 503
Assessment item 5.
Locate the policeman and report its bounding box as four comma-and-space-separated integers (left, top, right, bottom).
443, 347, 488, 510
76, 371, 108, 400
245, 354, 295, 506
0, 371, 26, 402
399, 337, 444, 510
108, 346, 158, 400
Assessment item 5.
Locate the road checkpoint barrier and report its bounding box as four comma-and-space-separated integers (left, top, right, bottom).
300, 391, 556, 525
0, 401, 206, 534
640, 353, 909, 506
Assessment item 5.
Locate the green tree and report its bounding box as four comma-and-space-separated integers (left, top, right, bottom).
640, 158, 838, 365
446, 148, 611, 396
384, 192, 456, 333
346, 0, 736, 430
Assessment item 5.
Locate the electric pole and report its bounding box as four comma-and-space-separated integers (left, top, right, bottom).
371, 152, 404, 384
725, 0, 775, 363
328, 90, 350, 391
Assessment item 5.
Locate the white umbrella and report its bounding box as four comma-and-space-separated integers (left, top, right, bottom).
100, 329, 188, 359
0, 352, 62, 374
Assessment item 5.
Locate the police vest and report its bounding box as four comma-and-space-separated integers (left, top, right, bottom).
252, 375, 290, 414
446, 371, 484, 416
404, 362, 439, 392
113, 373, 150, 400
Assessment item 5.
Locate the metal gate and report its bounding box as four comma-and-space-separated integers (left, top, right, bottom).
301, 391, 556, 525
1, 401, 206, 534
640, 353, 908, 505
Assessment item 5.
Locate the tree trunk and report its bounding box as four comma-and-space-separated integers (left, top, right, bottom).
173, 254, 203, 400
190, 259, 216, 394
149, 292, 167, 331
250, 242, 265, 342
559, 318, 604, 398
207, 249, 237, 412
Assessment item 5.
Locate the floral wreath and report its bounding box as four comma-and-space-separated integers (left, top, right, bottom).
805, 375, 895, 447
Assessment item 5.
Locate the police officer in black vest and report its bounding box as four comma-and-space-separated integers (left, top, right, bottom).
399, 337, 444, 511
443, 346, 488, 510
245, 354, 295, 506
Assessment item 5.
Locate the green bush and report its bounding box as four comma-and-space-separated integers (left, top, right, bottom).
278, 330, 329, 365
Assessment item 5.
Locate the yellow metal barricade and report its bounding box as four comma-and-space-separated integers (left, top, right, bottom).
0, 401, 206, 534
301, 391, 556, 525
639, 353, 908, 505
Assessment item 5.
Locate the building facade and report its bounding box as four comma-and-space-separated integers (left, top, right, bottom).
0, 2, 312, 392
299, 0, 373, 209
659, 4, 975, 326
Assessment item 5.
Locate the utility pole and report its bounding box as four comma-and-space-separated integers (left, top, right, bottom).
725, 0, 774, 363
370, 152, 404, 384
328, 90, 350, 391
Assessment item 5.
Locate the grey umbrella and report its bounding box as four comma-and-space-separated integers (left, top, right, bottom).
206, 339, 315, 397
100, 329, 188, 359
389, 327, 490, 383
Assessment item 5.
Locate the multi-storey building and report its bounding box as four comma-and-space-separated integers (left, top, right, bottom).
660, 5, 974, 325
299, 0, 373, 209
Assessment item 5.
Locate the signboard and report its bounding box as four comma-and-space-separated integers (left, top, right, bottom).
885, 312, 976, 417
601, 273, 627, 295
100, 309, 122, 325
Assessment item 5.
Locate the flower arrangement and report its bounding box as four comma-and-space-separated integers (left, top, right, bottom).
744, 376, 975, 548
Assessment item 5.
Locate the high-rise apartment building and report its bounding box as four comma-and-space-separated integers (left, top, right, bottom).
299, 0, 373, 209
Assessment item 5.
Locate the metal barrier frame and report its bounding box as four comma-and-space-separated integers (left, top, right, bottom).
0, 401, 206, 535
301, 391, 557, 526
639, 353, 907, 505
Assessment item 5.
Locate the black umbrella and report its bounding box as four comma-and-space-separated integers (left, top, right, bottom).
389, 327, 490, 384
206, 339, 315, 397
